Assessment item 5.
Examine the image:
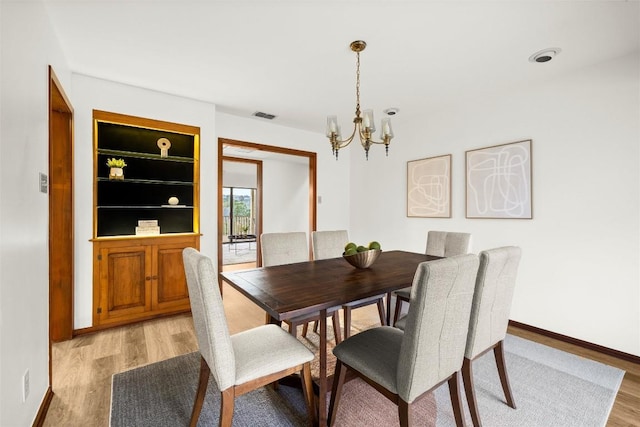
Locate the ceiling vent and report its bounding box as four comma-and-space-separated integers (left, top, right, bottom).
253, 111, 277, 120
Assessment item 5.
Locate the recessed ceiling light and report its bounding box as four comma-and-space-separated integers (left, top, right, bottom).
383, 107, 399, 116
529, 48, 561, 63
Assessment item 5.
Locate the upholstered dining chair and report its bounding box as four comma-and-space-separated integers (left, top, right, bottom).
311, 230, 386, 338
393, 230, 472, 326
182, 247, 316, 427
328, 254, 480, 427
261, 231, 343, 344
462, 246, 522, 427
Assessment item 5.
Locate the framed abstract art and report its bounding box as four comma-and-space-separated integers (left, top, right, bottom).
465, 139, 532, 219
407, 154, 451, 218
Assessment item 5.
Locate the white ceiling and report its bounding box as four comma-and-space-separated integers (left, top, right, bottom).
43, 0, 639, 135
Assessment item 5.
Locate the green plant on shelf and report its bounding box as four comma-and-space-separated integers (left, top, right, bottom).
106, 158, 127, 168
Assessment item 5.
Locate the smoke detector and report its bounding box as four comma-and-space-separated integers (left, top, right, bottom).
383, 107, 399, 116
529, 48, 561, 63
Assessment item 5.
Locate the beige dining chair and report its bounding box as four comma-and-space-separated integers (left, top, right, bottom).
328, 254, 480, 427
182, 247, 316, 427
261, 231, 343, 343
393, 230, 472, 326
311, 230, 386, 338
463, 246, 522, 427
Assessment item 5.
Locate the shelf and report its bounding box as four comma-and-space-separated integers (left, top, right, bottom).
98, 148, 194, 163
94, 110, 199, 239
97, 177, 193, 186
97, 205, 194, 209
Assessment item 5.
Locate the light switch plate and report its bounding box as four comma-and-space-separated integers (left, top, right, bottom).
39, 173, 48, 194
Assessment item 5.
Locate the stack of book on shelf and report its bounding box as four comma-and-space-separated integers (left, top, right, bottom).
135, 220, 160, 236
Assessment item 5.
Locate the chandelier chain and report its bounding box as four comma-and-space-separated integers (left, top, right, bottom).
355, 51, 361, 117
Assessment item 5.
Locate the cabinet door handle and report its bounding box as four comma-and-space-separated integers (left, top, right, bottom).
145, 276, 151, 281
152, 275, 158, 280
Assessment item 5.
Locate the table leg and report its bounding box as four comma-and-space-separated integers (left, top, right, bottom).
319, 308, 327, 427
386, 291, 392, 325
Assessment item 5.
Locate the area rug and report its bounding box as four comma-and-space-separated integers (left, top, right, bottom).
110, 334, 624, 426
222, 242, 257, 265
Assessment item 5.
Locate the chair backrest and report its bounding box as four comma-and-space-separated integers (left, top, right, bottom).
182, 247, 236, 391
311, 230, 349, 260
397, 254, 479, 403
261, 232, 309, 267
465, 246, 522, 360
425, 230, 472, 257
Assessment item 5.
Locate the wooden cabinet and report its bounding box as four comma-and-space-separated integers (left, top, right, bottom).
93, 235, 198, 326
92, 111, 200, 328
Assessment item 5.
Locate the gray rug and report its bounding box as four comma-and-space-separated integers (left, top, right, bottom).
110, 334, 624, 426
222, 242, 257, 265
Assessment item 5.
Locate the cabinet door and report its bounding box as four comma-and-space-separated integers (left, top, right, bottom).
152, 240, 193, 311
97, 245, 152, 324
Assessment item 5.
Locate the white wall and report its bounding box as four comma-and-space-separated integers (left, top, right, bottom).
223, 161, 257, 188
216, 112, 351, 232
223, 156, 308, 236
261, 158, 309, 234
350, 53, 640, 356
0, 1, 71, 425
71, 74, 218, 329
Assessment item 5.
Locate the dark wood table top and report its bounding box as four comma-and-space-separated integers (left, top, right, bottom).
220, 250, 440, 321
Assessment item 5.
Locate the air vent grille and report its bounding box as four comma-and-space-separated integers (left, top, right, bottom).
253, 111, 276, 120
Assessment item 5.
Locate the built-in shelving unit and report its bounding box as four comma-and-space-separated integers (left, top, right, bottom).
91, 110, 200, 329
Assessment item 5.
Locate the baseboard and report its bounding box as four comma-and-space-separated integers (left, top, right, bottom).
509, 320, 640, 365
74, 310, 192, 336
33, 386, 54, 427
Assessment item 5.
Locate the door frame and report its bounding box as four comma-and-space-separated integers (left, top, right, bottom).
217, 138, 317, 280
49, 66, 74, 344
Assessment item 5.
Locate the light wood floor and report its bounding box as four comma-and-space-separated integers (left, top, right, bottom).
44, 263, 639, 426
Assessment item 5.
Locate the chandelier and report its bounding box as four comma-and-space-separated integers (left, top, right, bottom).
326, 40, 394, 160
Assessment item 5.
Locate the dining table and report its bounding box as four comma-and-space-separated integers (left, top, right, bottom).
219, 250, 441, 427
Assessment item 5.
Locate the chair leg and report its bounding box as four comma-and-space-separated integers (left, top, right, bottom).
219, 388, 235, 427
288, 321, 298, 338
300, 362, 317, 426
343, 307, 352, 339
331, 311, 342, 344
313, 320, 319, 333
190, 356, 210, 427
448, 371, 466, 427
462, 358, 481, 427
328, 360, 347, 426
376, 298, 386, 326
302, 322, 309, 337
393, 297, 404, 326
398, 399, 412, 427
494, 340, 516, 409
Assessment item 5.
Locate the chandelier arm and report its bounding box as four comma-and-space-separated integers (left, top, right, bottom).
333, 124, 358, 148
357, 126, 387, 146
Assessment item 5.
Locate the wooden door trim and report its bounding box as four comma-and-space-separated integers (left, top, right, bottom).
48, 66, 74, 343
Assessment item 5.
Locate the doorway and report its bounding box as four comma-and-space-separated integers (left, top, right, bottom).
217, 138, 317, 278
49, 66, 74, 343
222, 173, 259, 266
